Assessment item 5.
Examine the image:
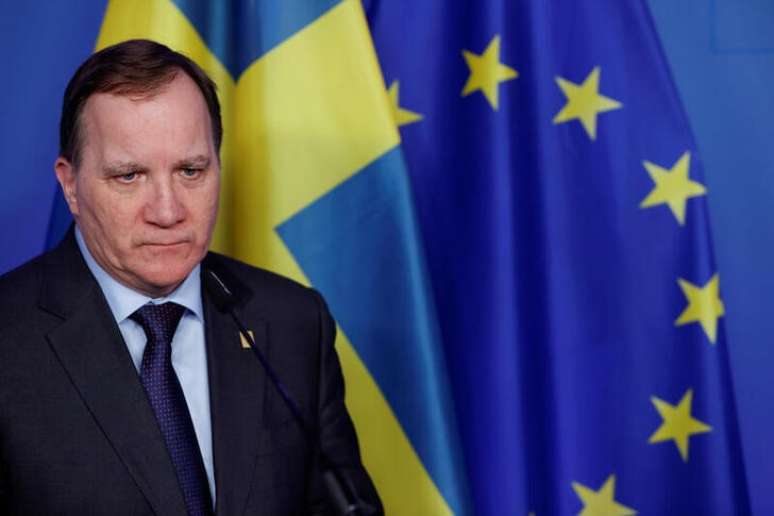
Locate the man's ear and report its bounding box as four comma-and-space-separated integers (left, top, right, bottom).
54, 157, 79, 217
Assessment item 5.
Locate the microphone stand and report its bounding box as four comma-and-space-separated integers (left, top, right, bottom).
205, 270, 377, 516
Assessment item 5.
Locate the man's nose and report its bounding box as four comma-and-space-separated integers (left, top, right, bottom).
145, 177, 185, 227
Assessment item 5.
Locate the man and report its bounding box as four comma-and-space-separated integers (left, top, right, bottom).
0, 39, 381, 515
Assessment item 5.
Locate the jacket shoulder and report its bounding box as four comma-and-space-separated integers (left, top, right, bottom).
0, 253, 49, 329
203, 251, 310, 293
202, 252, 324, 316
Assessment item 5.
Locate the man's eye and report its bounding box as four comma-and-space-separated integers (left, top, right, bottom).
181, 168, 202, 179
117, 172, 138, 183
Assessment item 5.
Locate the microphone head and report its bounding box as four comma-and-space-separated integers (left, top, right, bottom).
203, 268, 236, 313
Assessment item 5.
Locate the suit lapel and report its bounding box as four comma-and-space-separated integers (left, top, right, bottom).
202, 258, 272, 516
41, 231, 188, 516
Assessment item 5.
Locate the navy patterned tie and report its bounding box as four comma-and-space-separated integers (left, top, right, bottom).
131, 303, 213, 516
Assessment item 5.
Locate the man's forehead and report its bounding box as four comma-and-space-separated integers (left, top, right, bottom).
79, 75, 214, 147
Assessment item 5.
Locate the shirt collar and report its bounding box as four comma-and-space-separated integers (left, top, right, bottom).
75, 226, 203, 323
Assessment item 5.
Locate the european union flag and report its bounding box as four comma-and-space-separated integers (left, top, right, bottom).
367, 0, 750, 514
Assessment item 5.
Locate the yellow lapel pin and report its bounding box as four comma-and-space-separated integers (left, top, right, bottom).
239, 330, 254, 349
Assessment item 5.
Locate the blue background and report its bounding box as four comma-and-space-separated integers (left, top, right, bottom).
1, 1, 773, 513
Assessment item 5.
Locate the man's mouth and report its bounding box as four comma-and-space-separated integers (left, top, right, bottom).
142, 241, 188, 248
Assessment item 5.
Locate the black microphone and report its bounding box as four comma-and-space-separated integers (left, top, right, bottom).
203, 268, 377, 516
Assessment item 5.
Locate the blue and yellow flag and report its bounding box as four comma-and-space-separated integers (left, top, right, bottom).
367, 0, 749, 513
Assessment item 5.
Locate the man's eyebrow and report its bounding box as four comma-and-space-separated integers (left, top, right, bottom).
103, 161, 146, 175
101, 156, 211, 175
173, 155, 211, 169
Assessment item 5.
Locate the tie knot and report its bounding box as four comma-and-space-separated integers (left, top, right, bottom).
130, 302, 186, 343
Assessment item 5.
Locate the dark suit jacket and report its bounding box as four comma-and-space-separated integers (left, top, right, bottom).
0, 230, 381, 515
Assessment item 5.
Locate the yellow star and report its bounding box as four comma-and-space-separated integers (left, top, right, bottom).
675, 274, 724, 344
387, 80, 423, 127
553, 66, 622, 140
640, 152, 706, 225
461, 34, 518, 110
571, 475, 636, 516
649, 389, 712, 461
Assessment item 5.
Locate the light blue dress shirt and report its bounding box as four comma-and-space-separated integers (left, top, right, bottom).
75, 228, 216, 503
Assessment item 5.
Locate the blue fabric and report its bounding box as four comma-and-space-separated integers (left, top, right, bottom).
366, 0, 749, 514
132, 302, 213, 516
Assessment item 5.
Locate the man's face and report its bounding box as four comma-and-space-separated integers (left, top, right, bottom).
55, 73, 220, 298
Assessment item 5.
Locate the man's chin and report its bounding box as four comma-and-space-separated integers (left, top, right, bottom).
131, 265, 196, 298
123, 246, 203, 296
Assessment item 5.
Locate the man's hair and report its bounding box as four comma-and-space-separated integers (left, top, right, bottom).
59, 39, 222, 167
